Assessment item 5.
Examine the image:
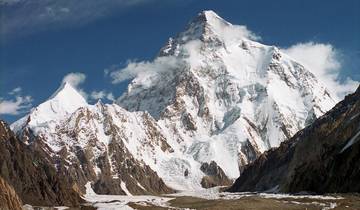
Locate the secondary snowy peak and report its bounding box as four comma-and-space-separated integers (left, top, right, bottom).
35, 81, 87, 119
10, 86, 175, 195
11, 82, 87, 133
49, 82, 87, 105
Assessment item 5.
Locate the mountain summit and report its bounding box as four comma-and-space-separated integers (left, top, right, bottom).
117, 10, 336, 183
183, 10, 232, 39
12, 11, 336, 192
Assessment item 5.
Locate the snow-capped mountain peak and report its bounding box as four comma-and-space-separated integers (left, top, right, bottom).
172, 9, 258, 49
11, 82, 87, 134
49, 82, 86, 103
192, 10, 230, 29
31, 81, 87, 121
117, 10, 337, 187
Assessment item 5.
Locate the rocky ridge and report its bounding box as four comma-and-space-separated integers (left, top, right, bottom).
0, 177, 23, 210
0, 119, 83, 206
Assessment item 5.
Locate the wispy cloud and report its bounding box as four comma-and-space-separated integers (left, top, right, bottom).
283, 42, 359, 100
0, 0, 153, 37
61, 72, 88, 99
0, 87, 33, 115
8, 86, 22, 95
90, 90, 115, 101
61, 72, 116, 102
62, 72, 86, 87
108, 56, 185, 85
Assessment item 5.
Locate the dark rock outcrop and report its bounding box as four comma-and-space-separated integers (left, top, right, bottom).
0, 120, 83, 206
200, 161, 232, 188
0, 177, 23, 210
228, 85, 360, 193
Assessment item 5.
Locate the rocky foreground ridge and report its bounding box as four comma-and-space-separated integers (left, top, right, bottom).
0, 176, 23, 210
0, 120, 83, 206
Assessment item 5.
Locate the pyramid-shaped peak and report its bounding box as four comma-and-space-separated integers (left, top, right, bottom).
169, 10, 233, 44
193, 10, 230, 26
32, 82, 87, 121
11, 81, 89, 132
49, 82, 86, 103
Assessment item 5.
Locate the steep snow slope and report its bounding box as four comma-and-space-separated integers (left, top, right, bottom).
12, 10, 336, 192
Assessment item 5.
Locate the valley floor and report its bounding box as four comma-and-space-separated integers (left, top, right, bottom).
23, 185, 360, 210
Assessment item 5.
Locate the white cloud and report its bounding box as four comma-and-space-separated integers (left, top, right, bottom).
109, 56, 185, 84
61, 72, 115, 102
106, 93, 115, 101
62, 72, 86, 87
0, 87, 33, 115
283, 42, 359, 100
61, 72, 88, 99
9, 87, 22, 95
90, 90, 115, 101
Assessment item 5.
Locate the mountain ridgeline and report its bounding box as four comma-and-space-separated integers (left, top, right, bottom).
2, 10, 356, 207
228, 85, 360, 193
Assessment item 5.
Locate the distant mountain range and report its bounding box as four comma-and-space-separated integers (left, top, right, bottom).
0, 10, 358, 208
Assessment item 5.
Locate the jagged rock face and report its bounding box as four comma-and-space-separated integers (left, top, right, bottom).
117, 10, 335, 188
68, 104, 174, 195
0, 120, 82, 206
228, 85, 360, 193
0, 177, 23, 210
12, 11, 336, 192
200, 161, 232, 188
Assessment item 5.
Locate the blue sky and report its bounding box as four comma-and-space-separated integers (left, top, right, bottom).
1, 0, 359, 122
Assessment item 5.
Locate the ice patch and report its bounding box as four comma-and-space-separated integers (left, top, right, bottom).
121, 181, 133, 196
340, 126, 360, 153
84, 182, 173, 209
